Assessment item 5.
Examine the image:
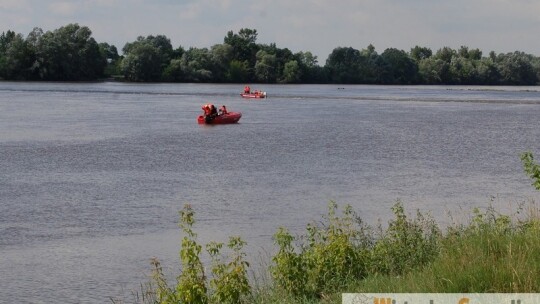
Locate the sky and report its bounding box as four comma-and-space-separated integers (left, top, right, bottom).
1, 0, 540, 62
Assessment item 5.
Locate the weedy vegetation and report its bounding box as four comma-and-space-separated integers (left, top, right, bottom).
114, 152, 540, 303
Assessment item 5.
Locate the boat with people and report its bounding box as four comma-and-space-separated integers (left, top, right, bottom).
240, 91, 266, 98
241, 85, 267, 99
198, 104, 242, 124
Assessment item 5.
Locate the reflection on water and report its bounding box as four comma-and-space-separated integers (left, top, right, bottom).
1, 82, 540, 302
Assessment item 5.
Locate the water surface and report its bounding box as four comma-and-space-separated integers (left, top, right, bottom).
1, 82, 540, 303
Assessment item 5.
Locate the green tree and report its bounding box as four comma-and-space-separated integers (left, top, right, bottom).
418, 58, 446, 84
224, 28, 259, 68
449, 56, 479, 84
294, 51, 323, 83
0, 31, 35, 79
296, 51, 318, 69
475, 57, 501, 85
259, 43, 295, 82
359, 44, 381, 83
226, 60, 249, 83
99, 42, 120, 77
410, 46, 433, 61
457, 46, 470, 59
532, 56, 540, 84
326, 47, 363, 83
0, 31, 15, 78
32, 24, 105, 80
434, 46, 456, 63
489, 50, 497, 61
282, 60, 301, 83
163, 58, 187, 82
379, 48, 419, 84
209, 43, 233, 82
458, 46, 482, 60
163, 48, 214, 83
121, 43, 162, 81
372, 55, 391, 83
182, 47, 213, 82
496, 51, 537, 85
172, 45, 185, 60
122, 34, 173, 81
148, 35, 174, 62
255, 50, 277, 83
430, 47, 458, 83
0, 30, 16, 53
99, 42, 119, 61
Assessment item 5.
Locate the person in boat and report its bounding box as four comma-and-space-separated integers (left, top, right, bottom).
202, 104, 210, 116
203, 103, 218, 116
219, 105, 228, 115
244, 86, 251, 94
202, 103, 218, 122
210, 104, 217, 116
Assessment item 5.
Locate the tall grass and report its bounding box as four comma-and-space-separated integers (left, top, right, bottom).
115, 200, 540, 304
119, 153, 540, 303
349, 204, 540, 294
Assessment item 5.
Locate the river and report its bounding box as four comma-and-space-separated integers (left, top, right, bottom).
1, 82, 540, 303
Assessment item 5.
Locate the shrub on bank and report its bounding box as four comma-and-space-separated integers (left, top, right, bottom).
119, 200, 540, 304
270, 201, 440, 300
348, 204, 540, 294
120, 153, 540, 304
137, 204, 251, 304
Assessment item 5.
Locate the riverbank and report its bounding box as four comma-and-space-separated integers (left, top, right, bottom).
125, 199, 540, 304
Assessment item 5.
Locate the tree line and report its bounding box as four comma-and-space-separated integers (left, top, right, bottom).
1, 23, 539, 85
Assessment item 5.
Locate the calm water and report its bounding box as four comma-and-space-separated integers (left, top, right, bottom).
1, 82, 540, 303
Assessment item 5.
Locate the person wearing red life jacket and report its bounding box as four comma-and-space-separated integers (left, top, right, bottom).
202, 103, 218, 123
244, 86, 250, 94
219, 105, 228, 115
202, 104, 211, 116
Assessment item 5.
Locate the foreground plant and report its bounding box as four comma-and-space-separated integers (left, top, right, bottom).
370, 201, 440, 275
207, 237, 250, 304
147, 204, 250, 304
138, 148, 540, 303
270, 201, 442, 300
521, 151, 540, 190
271, 202, 373, 299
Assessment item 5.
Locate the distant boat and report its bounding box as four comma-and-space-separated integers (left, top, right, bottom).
240, 91, 267, 99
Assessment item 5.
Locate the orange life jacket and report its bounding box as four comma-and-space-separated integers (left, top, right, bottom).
202, 104, 212, 115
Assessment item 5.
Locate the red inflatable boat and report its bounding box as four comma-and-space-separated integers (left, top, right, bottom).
198, 112, 242, 124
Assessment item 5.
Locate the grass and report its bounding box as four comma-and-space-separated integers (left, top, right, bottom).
349, 214, 540, 293
113, 200, 539, 304
247, 202, 540, 304
111, 152, 540, 303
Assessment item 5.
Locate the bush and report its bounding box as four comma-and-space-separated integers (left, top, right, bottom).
270, 201, 441, 299
271, 202, 372, 299
370, 201, 440, 275
147, 204, 250, 304
521, 151, 540, 190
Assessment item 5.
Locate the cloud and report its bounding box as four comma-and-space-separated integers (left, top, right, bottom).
0, 0, 28, 10
1, 0, 539, 60
48, 1, 77, 16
